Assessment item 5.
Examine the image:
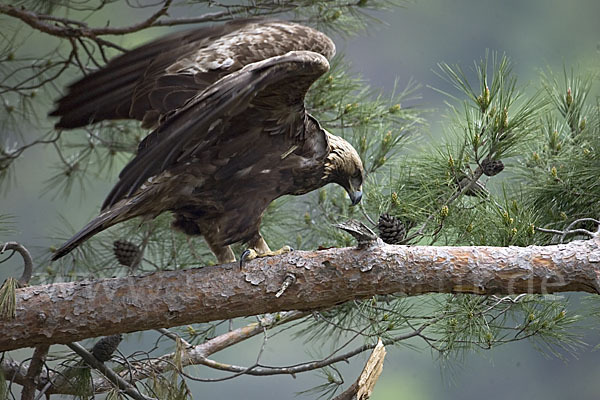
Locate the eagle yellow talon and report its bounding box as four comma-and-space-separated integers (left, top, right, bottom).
239, 245, 293, 269
269, 245, 293, 257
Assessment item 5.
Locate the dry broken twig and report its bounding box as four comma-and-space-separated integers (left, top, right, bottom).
333, 338, 386, 400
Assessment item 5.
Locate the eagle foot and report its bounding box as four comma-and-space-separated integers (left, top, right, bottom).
239, 245, 293, 269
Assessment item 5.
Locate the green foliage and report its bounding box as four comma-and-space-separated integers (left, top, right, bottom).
515, 295, 583, 359
149, 372, 192, 400
307, 56, 423, 174
294, 292, 583, 399
44, 212, 214, 283
517, 67, 600, 233
541, 67, 594, 136
349, 52, 545, 247
59, 363, 93, 400
297, 296, 418, 346
432, 294, 582, 359
444, 191, 541, 246
296, 366, 344, 399
0, 277, 17, 319
291, 0, 407, 35
149, 339, 191, 400
287, 56, 423, 250
434, 51, 544, 160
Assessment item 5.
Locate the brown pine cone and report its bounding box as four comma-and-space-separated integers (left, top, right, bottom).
480, 158, 505, 176
91, 334, 123, 362
113, 240, 140, 267
377, 213, 407, 245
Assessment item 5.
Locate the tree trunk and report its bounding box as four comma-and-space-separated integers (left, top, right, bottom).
3, 237, 600, 351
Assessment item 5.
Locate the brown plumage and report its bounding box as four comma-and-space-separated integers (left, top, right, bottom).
50, 20, 364, 263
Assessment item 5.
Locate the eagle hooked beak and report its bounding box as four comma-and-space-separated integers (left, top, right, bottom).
346, 186, 362, 206
350, 190, 363, 206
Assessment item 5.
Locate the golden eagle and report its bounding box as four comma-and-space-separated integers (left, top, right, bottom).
50, 20, 364, 263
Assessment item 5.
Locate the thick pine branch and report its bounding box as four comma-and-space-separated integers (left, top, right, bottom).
2, 237, 600, 352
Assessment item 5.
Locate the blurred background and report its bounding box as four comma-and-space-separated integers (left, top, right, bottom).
2, 0, 600, 398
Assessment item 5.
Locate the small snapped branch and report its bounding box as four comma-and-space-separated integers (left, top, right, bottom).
332, 338, 386, 400
2, 236, 600, 352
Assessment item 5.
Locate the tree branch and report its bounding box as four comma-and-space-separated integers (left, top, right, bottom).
2, 237, 600, 352
20, 345, 49, 400
0, 2, 171, 37
0, 2, 292, 40
1, 242, 33, 286
174, 325, 423, 378
90, 311, 309, 392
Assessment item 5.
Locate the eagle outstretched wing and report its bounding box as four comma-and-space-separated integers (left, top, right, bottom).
50, 20, 335, 129
103, 51, 330, 209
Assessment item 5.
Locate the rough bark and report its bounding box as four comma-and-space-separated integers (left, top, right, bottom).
2, 237, 600, 352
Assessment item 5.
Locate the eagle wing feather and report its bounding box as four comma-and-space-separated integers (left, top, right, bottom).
50, 20, 334, 129
102, 51, 330, 210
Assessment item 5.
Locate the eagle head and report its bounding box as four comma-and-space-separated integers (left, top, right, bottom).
323, 131, 364, 206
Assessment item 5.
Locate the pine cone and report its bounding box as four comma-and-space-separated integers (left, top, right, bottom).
113, 240, 140, 267
377, 214, 407, 245
480, 158, 504, 176
91, 334, 123, 362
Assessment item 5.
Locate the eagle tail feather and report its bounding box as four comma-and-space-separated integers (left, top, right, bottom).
51, 204, 131, 261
